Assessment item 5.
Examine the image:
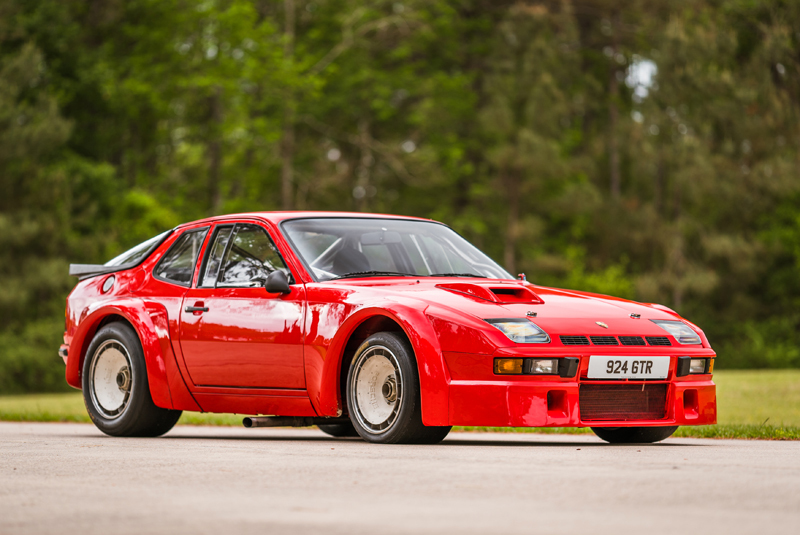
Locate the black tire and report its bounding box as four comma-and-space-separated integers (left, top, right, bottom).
82, 322, 182, 437
346, 332, 452, 445
591, 426, 678, 444
318, 422, 360, 437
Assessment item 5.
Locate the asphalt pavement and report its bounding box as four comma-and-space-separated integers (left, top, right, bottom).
1, 422, 798, 534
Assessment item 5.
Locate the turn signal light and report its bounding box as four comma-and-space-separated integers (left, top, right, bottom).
494, 358, 524, 375
493, 357, 580, 378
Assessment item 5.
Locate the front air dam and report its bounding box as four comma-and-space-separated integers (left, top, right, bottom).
447, 380, 716, 428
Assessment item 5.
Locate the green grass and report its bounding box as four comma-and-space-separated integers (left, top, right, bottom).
0, 392, 91, 424
710, 369, 800, 426
2, 370, 799, 439
673, 424, 800, 440
0, 393, 243, 426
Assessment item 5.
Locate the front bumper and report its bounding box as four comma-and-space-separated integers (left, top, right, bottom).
448, 379, 716, 427
444, 351, 717, 427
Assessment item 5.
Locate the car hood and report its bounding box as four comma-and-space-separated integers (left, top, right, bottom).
325, 278, 690, 338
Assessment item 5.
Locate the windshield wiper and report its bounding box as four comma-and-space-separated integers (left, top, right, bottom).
427, 273, 487, 278
331, 271, 417, 280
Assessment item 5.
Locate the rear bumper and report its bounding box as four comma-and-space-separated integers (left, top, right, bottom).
448, 379, 716, 428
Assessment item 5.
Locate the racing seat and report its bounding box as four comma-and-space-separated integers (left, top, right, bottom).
331, 245, 371, 275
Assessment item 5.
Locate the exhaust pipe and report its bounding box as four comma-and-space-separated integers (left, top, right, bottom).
243, 416, 350, 428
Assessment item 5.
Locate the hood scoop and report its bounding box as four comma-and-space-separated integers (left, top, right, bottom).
436, 282, 544, 305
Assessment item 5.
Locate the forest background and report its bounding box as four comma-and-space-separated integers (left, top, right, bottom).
1, 0, 799, 393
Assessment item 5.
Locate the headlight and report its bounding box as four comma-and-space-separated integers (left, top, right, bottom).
485, 318, 550, 344
529, 358, 557, 374
677, 357, 713, 376
689, 358, 706, 374
650, 320, 702, 345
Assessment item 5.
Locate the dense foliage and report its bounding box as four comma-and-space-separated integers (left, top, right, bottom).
1, 0, 799, 392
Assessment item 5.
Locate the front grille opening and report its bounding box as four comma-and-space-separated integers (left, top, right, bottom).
683, 388, 699, 418
619, 336, 646, 346
560, 335, 590, 346
646, 336, 672, 346
580, 383, 668, 421
547, 390, 568, 417
590, 336, 618, 346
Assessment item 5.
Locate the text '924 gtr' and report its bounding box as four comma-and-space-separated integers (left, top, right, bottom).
62, 212, 716, 444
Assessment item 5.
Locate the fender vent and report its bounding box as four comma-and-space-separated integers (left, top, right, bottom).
560, 335, 590, 346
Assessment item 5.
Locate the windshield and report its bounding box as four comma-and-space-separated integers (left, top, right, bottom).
282, 218, 513, 282
104, 230, 172, 267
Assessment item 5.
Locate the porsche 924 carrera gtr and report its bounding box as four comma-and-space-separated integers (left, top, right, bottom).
62, 212, 716, 444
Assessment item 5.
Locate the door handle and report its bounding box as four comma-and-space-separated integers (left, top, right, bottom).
185, 306, 209, 313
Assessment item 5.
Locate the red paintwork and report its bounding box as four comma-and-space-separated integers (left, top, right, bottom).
179, 285, 306, 389
63, 211, 717, 428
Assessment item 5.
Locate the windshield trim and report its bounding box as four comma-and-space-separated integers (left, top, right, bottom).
279, 216, 511, 283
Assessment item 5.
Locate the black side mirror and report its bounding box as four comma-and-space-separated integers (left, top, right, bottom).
264, 270, 291, 294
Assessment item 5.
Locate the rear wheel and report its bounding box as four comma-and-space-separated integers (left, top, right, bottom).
591, 426, 678, 444
346, 332, 451, 444
82, 322, 182, 437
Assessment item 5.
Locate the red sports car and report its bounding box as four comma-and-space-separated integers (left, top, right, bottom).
62, 212, 716, 444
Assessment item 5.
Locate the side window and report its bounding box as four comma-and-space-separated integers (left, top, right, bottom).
153, 228, 209, 286
218, 224, 290, 287
198, 225, 234, 287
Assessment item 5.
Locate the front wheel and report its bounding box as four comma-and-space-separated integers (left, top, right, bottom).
346, 332, 451, 444
82, 322, 182, 437
591, 426, 678, 444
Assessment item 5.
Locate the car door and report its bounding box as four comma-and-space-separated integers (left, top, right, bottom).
178, 221, 306, 389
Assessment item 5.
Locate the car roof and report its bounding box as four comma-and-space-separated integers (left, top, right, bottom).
174, 211, 434, 230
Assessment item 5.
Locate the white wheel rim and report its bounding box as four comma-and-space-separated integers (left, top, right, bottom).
90, 340, 132, 419
352, 345, 402, 433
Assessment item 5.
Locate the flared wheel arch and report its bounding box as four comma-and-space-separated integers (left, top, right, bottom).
73, 312, 142, 387
337, 315, 410, 418
318, 307, 450, 427
67, 302, 179, 411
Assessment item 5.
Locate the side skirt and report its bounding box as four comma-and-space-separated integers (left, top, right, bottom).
191, 392, 317, 416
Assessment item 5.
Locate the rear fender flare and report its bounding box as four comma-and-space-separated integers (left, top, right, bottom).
65, 299, 174, 409
316, 303, 449, 426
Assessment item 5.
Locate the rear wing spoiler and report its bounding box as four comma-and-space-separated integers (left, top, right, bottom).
68, 229, 175, 281
69, 264, 134, 280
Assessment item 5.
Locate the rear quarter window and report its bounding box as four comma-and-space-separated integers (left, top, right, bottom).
153, 228, 209, 286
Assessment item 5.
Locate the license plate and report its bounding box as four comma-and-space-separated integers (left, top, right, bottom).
587, 356, 670, 379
